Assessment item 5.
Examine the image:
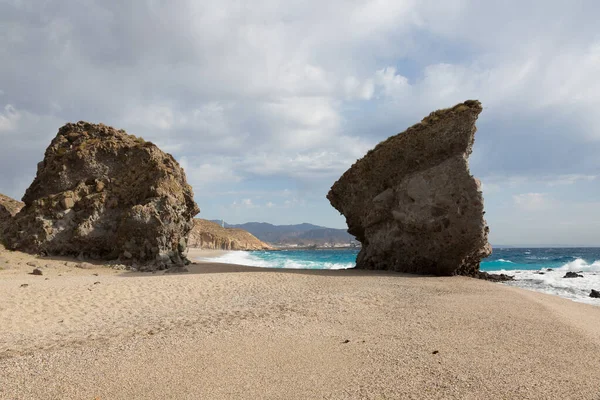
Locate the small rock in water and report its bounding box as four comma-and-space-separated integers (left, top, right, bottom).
31, 268, 43, 275
563, 272, 583, 278
474, 271, 514, 282
590, 289, 600, 299
547, 268, 554, 272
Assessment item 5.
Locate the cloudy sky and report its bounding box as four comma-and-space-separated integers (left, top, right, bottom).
1, 0, 599, 246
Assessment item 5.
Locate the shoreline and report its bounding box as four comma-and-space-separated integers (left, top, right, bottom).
190, 248, 600, 307
1, 248, 600, 398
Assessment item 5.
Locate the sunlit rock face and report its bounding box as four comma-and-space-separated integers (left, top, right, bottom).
188, 219, 273, 250
0, 193, 24, 241
4, 121, 200, 270
327, 100, 491, 276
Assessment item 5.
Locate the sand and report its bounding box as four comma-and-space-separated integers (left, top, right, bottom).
1, 248, 600, 399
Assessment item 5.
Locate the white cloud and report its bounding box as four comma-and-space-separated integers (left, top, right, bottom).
259, 96, 341, 150
0, 105, 20, 132
241, 198, 254, 207
512, 193, 552, 211
483, 174, 597, 189
179, 156, 242, 187
546, 174, 596, 186
232, 198, 258, 209
343, 76, 374, 100
480, 182, 501, 195
374, 67, 410, 97
283, 197, 305, 208
238, 146, 370, 180
2, 0, 600, 241
124, 105, 175, 130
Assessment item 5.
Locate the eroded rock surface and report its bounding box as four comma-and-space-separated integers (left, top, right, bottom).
188, 219, 273, 250
3, 122, 199, 270
327, 100, 491, 276
0, 194, 24, 238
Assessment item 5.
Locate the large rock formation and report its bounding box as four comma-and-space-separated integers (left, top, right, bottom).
0, 193, 24, 240
188, 219, 273, 250
4, 122, 199, 270
327, 100, 491, 276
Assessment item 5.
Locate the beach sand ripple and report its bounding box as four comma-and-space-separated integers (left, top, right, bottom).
1, 250, 599, 399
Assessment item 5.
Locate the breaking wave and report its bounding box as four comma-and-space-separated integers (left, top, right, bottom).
194, 249, 355, 270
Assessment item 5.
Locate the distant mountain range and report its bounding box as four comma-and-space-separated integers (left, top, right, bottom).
210, 221, 355, 246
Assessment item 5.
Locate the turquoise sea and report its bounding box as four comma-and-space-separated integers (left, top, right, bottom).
195, 247, 600, 305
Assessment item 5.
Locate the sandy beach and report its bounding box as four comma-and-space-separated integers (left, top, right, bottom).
1, 247, 600, 399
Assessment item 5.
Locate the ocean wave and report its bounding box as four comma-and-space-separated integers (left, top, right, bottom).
196, 251, 274, 268
496, 259, 514, 263
194, 251, 354, 270
281, 259, 354, 270
558, 258, 600, 272
488, 263, 600, 306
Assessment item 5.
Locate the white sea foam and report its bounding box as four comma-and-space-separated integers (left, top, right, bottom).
496, 259, 514, 263
194, 251, 354, 270
490, 259, 600, 305
558, 258, 600, 272
194, 251, 274, 268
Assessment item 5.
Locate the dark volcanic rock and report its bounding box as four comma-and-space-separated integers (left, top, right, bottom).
563, 271, 583, 278
590, 289, 600, 298
472, 271, 514, 282
4, 121, 199, 270
327, 101, 490, 276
